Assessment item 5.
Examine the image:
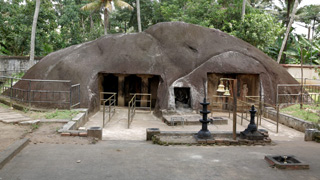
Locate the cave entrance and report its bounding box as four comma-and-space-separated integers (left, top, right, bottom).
99, 73, 160, 108
174, 87, 191, 109
100, 74, 118, 105
207, 73, 260, 110
124, 75, 142, 106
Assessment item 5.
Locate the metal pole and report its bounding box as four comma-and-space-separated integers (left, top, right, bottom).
69, 83, 72, 110
233, 80, 237, 140
276, 104, 279, 133
109, 101, 111, 122
10, 77, 13, 107
241, 100, 243, 125
128, 101, 130, 128
103, 102, 106, 127
28, 80, 31, 107
78, 85, 80, 107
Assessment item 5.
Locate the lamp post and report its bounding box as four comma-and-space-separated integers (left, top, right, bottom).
196, 97, 212, 139
217, 78, 237, 140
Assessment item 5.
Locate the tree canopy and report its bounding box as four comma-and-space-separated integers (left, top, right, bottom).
0, 0, 319, 64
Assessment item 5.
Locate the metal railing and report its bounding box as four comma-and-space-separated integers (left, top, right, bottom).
129, 93, 152, 112
242, 96, 281, 133
100, 92, 117, 110
0, 76, 80, 109
128, 94, 136, 128
277, 84, 320, 105
0, 70, 26, 77
102, 93, 117, 128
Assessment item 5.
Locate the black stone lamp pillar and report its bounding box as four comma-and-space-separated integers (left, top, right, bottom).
246, 105, 257, 133
240, 105, 264, 140
197, 98, 212, 139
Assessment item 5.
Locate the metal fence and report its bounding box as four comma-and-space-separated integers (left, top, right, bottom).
277, 84, 320, 105
0, 70, 26, 77
0, 76, 80, 109
102, 93, 117, 127
128, 94, 136, 128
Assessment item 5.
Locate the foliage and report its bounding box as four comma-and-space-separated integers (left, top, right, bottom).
45, 109, 79, 120
230, 12, 285, 51
284, 35, 320, 65
281, 104, 320, 123
80, 0, 133, 35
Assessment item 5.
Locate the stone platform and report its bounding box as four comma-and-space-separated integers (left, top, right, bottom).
162, 114, 228, 126
148, 128, 272, 146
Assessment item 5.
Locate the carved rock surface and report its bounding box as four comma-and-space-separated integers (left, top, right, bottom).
17, 22, 298, 113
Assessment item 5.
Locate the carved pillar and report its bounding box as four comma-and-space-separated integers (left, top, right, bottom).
117, 74, 126, 106
138, 75, 153, 107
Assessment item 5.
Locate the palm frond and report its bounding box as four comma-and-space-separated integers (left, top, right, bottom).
81, 1, 101, 11
114, 0, 133, 11
105, 1, 113, 12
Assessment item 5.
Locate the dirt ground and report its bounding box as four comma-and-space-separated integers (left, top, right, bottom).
0, 122, 30, 152
0, 122, 92, 153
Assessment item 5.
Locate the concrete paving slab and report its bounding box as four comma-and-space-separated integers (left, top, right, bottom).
0, 138, 29, 170
0, 115, 27, 119
85, 108, 303, 142
0, 140, 319, 180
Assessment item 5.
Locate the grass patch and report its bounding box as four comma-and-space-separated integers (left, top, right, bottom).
45, 109, 79, 120
281, 104, 320, 123
0, 103, 9, 109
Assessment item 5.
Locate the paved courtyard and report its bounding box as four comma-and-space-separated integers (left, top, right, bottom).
0, 107, 319, 180
0, 140, 319, 180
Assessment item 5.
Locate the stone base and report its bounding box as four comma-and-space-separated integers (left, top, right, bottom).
146, 128, 160, 141
240, 131, 264, 140
87, 127, 102, 140
193, 135, 214, 144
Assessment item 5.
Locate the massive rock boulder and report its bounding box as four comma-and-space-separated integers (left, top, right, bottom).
18, 22, 298, 113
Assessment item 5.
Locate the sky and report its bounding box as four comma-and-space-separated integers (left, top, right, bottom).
273, 0, 320, 36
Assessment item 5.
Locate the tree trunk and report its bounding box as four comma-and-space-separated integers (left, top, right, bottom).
29, 0, 41, 69
277, 0, 299, 64
90, 14, 94, 32
136, 0, 142, 32
241, 0, 246, 21
286, 0, 291, 27
104, 8, 109, 35
312, 18, 316, 40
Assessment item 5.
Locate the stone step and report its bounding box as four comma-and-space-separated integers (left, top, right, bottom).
19, 120, 40, 125
0, 115, 28, 120
2, 117, 33, 124
0, 112, 17, 116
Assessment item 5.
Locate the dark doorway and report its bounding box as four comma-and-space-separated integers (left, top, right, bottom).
148, 76, 160, 108
101, 74, 118, 105
174, 87, 191, 108
124, 75, 142, 106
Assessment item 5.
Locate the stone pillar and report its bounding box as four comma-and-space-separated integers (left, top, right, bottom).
138, 75, 153, 107
117, 74, 126, 106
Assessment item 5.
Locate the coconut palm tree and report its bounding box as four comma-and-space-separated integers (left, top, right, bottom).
277, 0, 299, 64
29, 0, 41, 68
136, 0, 141, 32
81, 0, 133, 35
298, 5, 320, 39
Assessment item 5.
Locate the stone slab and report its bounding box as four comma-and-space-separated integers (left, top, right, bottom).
2, 117, 32, 123
19, 120, 40, 125
0, 138, 29, 170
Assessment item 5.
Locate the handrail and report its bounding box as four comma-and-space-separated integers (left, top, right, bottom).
100, 92, 117, 110
128, 94, 136, 128
102, 93, 117, 128
239, 96, 280, 133
129, 93, 152, 112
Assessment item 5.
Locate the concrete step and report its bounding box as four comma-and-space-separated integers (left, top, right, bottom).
0, 115, 28, 120
2, 117, 32, 124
